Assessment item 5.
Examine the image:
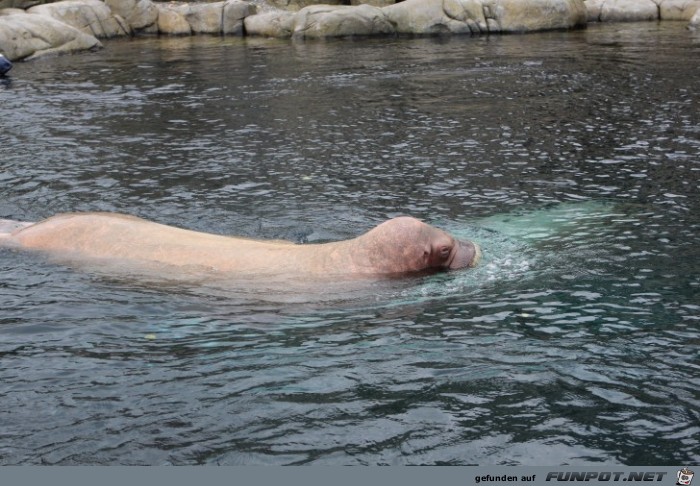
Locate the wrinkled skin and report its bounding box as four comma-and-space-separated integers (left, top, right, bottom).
3, 213, 480, 278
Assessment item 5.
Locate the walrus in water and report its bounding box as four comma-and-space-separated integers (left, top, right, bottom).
0, 213, 480, 278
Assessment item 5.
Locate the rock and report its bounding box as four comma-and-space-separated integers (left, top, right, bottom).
223, 0, 256, 35
104, 0, 158, 31
155, 0, 255, 35
185, 2, 223, 34
0, 7, 25, 15
383, 0, 486, 34
350, 0, 395, 6
0, 11, 102, 61
268, 0, 397, 9
585, 0, 700, 21
28, 0, 131, 38
584, 0, 605, 21
166, 1, 224, 34
690, 7, 700, 27
483, 0, 587, 32
156, 4, 191, 34
292, 4, 395, 38
599, 0, 658, 21
657, 0, 700, 21
383, 0, 586, 35
244, 10, 295, 37
266, 0, 347, 11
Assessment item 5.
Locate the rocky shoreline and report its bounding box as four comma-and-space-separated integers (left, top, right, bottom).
0, 0, 699, 62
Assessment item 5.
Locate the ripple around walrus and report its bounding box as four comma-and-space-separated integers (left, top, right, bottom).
1, 23, 699, 465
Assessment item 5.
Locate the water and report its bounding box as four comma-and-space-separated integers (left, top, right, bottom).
1, 22, 699, 465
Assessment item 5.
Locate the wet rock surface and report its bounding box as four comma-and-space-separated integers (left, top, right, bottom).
1, 0, 698, 61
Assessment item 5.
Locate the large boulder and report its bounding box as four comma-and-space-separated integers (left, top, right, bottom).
599, 0, 658, 21
583, 0, 699, 21
180, 1, 223, 33
657, 0, 700, 20
268, 0, 399, 9
104, 0, 158, 32
266, 0, 348, 11
690, 6, 700, 27
0, 10, 101, 61
156, 4, 191, 35
244, 9, 295, 37
0, 7, 25, 14
382, 0, 487, 34
223, 0, 256, 34
27, 0, 131, 38
351, 0, 395, 6
292, 4, 395, 38
584, 0, 604, 21
483, 0, 587, 32
383, 0, 586, 35
156, 0, 254, 35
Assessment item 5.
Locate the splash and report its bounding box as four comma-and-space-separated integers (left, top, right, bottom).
410, 201, 618, 301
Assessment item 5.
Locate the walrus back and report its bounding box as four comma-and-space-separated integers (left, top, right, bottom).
0, 219, 34, 240
6, 213, 320, 274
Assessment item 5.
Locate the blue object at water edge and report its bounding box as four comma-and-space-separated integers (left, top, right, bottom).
0, 54, 12, 76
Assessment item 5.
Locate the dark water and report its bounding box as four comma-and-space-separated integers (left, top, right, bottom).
1, 22, 699, 465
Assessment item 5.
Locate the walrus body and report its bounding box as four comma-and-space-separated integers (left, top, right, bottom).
1, 213, 480, 278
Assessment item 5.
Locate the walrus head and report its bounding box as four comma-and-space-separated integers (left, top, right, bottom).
357, 216, 480, 275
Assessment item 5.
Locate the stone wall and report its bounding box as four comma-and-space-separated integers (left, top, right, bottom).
1, 0, 698, 62
584, 0, 700, 22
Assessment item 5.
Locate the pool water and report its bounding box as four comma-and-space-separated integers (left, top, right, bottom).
0, 22, 698, 465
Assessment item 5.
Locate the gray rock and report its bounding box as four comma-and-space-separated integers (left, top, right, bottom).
350, 0, 395, 6
383, 0, 585, 35
104, 0, 158, 31
28, 0, 131, 38
382, 0, 484, 34
0, 7, 26, 15
223, 0, 256, 35
268, 0, 399, 9
483, 0, 587, 33
599, 0, 658, 22
292, 4, 395, 38
266, 0, 348, 11
584, 0, 605, 21
0, 11, 102, 61
244, 9, 295, 37
153, 0, 255, 35
690, 7, 700, 27
657, 0, 700, 21
156, 4, 191, 35
188, 2, 224, 33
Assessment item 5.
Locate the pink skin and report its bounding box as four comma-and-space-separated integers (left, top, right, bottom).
2, 213, 480, 278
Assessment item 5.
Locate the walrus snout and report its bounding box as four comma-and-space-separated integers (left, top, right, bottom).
449, 239, 481, 270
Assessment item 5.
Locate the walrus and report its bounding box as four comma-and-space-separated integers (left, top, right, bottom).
0, 213, 480, 279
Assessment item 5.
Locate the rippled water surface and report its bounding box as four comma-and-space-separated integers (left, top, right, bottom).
1, 23, 699, 465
